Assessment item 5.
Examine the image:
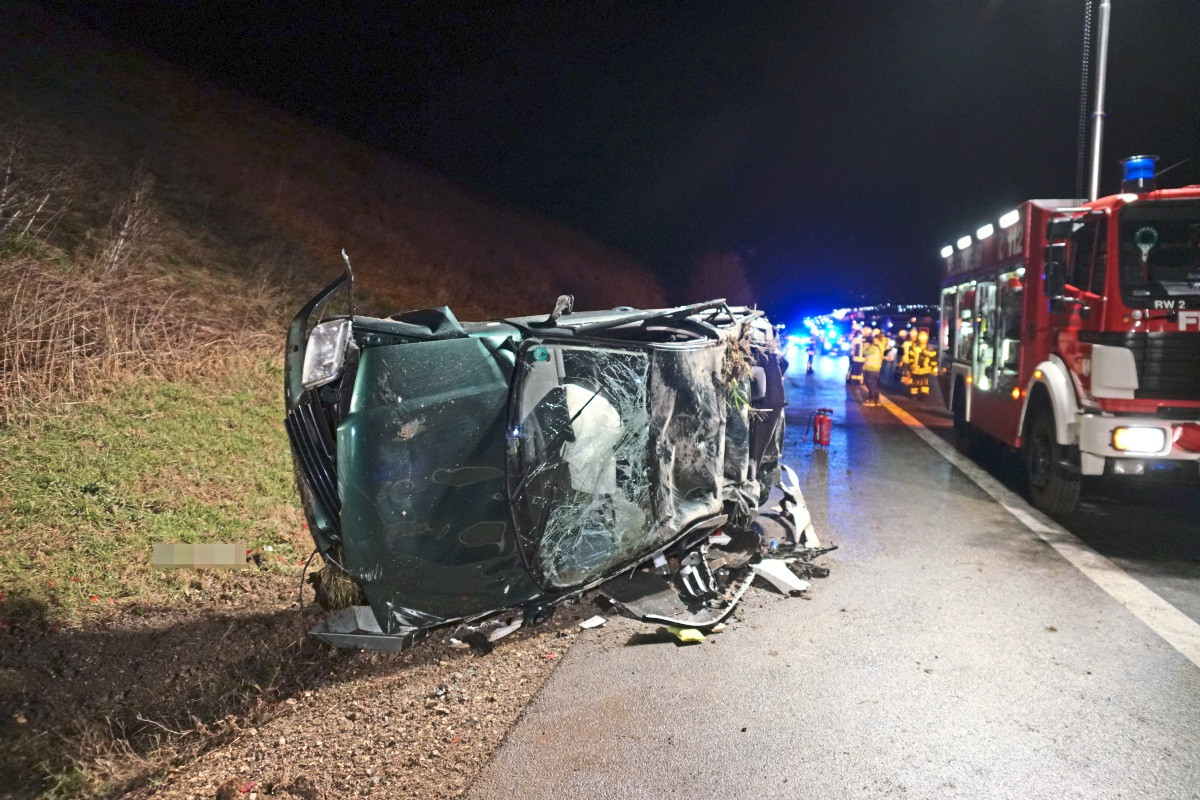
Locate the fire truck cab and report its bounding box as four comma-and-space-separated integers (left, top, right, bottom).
938, 157, 1200, 515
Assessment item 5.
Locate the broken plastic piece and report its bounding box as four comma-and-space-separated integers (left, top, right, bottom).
487, 618, 523, 642
666, 626, 706, 643
777, 464, 820, 548
310, 606, 421, 652
751, 559, 810, 596
578, 615, 606, 629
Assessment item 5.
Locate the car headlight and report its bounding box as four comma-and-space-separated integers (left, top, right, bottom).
1111, 426, 1167, 454
301, 319, 352, 390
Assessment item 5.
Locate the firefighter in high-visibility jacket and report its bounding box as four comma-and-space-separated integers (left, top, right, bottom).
898, 328, 920, 388
847, 328, 865, 385
910, 330, 937, 398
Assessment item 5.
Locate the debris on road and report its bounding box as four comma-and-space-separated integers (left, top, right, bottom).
578, 615, 606, 629
666, 626, 706, 644
750, 559, 810, 596
777, 464, 819, 548
487, 618, 523, 642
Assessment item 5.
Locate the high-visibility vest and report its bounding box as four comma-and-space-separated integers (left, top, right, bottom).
863, 343, 884, 372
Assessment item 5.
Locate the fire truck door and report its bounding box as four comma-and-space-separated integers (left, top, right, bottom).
1052, 214, 1108, 382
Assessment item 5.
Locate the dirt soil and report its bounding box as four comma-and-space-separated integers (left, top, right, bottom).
136, 617, 583, 800
0, 563, 590, 800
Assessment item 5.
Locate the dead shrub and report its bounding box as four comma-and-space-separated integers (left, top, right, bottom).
0, 128, 75, 247
97, 162, 157, 273
0, 256, 285, 424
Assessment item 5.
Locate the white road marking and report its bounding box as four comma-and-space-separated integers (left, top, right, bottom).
878, 394, 1200, 669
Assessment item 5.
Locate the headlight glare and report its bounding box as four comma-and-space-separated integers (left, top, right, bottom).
1111, 426, 1166, 454
301, 320, 352, 389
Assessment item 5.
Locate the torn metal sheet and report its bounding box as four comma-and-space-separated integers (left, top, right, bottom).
310, 606, 421, 652
599, 570, 753, 628
285, 267, 788, 648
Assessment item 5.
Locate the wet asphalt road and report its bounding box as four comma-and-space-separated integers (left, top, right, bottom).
469, 355, 1200, 800
891, 368, 1200, 627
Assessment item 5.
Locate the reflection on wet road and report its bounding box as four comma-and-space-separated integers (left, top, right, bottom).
838, 351, 1200, 626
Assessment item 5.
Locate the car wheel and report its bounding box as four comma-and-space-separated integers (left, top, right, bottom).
1025, 410, 1081, 515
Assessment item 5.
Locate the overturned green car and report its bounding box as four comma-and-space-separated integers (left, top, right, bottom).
285, 269, 787, 649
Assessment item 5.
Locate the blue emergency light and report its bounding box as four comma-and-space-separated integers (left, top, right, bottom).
1121, 155, 1158, 193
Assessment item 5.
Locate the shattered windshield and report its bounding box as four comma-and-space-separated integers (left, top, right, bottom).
1119, 199, 1200, 307
508, 339, 731, 590
509, 344, 654, 588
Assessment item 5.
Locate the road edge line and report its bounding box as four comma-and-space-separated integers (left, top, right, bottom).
878, 394, 1200, 669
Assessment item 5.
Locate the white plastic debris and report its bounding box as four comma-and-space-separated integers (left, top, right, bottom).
751, 559, 810, 596
578, 615, 606, 629
487, 618, 523, 642
447, 638, 470, 650
777, 464, 820, 548
709, 532, 732, 546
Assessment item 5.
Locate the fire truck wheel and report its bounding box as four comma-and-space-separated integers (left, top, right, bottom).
1025, 410, 1081, 515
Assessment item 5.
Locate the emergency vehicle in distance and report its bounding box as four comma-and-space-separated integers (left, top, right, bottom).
938, 156, 1200, 514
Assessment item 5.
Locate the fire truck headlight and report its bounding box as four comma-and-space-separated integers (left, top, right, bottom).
1111, 426, 1167, 454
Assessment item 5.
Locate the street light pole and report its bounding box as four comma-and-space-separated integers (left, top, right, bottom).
1088, 0, 1112, 201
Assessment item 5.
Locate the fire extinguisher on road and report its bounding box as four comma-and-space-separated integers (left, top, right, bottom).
814, 407, 833, 447
805, 407, 833, 447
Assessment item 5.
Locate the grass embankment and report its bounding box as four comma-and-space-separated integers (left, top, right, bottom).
0, 231, 323, 797
0, 131, 320, 793
0, 358, 306, 618
0, 198, 312, 618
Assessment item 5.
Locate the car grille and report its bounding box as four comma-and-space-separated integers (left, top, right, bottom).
285, 400, 341, 532
1086, 332, 1200, 400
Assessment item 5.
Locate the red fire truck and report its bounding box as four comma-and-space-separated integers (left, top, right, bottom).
938, 156, 1200, 514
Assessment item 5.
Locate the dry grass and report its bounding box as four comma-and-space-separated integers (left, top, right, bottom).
0, 121, 294, 426
0, 254, 281, 425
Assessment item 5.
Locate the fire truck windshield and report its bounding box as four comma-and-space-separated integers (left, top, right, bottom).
1118, 199, 1200, 307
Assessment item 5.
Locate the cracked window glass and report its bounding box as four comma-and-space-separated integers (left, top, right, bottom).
510, 344, 654, 588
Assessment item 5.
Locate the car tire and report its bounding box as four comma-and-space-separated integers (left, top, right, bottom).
1024, 409, 1081, 515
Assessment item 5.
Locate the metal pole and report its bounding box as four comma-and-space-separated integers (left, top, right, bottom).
1088, 0, 1112, 201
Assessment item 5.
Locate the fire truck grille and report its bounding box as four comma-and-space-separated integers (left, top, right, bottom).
1088, 332, 1200, 400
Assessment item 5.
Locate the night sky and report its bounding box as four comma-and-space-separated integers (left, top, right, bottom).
66, 1, 1200, 317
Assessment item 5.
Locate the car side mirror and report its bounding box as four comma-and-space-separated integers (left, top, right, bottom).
1044, 243, 1066, 298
